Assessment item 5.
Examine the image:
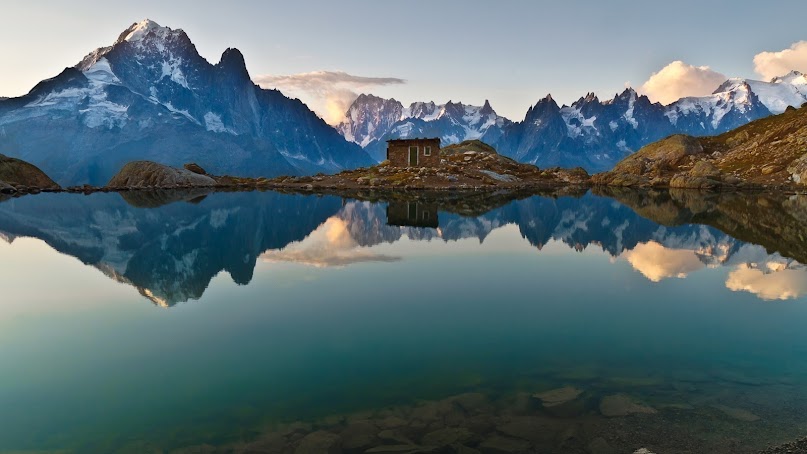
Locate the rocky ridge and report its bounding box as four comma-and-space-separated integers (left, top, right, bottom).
593, 104, 807, 190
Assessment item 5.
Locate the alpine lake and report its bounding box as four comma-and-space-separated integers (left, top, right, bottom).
2, 187, 807, 454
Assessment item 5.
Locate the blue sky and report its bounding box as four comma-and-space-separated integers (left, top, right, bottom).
1, 0, 806, 122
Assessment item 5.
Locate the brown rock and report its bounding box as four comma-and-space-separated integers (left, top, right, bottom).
788, 153, 807, 184
340, 420, 379, 451
295, 431, 341, 454
421, 427, 476, 446
184, 163, 208, 175
364, 445, 427, 453
532, 387, 585, 417
587, 437, 616, 454
0, 180, 16, 194
533, 387, 582, 407
107, 161, 216, 189
496, 416, 556, 444
0, 154, 60, 190
378, 429, 414, 445
478, 435, 530, 453
688, 160, 720, 178
711, 404, 760, 422
599, 394, 657, 417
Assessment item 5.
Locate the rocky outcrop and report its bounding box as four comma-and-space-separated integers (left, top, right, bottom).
268, 140, 590, 192
106, 161, 217, 189
787, 153, 807, 184
0, 153, 60, 192
593, 105, 807, 189
592, 135, 708, 187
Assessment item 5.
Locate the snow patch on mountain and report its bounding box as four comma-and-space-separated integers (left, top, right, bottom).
714, 72, 807, 114
160, 57, 190, 89
204, 112, 235, 134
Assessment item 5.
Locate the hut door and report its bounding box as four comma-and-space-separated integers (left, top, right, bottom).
409, 146, 418, 166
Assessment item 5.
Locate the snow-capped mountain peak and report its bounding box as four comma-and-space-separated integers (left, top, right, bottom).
117, 19, 171, 44
337, 95, 513, 160
712, 73, 807, 114
0, 19, 372, 185
771, 70, 806, 86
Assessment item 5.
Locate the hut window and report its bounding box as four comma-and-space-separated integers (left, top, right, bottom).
424, 146, 432, 156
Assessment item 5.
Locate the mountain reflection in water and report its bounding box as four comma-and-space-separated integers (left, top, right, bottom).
0, 189, 805, 305
3, 188, 807, 453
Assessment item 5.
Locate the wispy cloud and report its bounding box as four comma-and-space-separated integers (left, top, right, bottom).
639, 61, 726, 105
254, 71, 406, 125
753, 41, 807, 81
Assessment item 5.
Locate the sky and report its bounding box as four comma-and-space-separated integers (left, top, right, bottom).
1, 0, 806, 123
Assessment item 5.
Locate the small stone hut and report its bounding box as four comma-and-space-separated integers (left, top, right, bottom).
386, 138, 441, 168
386, 201, 438, 228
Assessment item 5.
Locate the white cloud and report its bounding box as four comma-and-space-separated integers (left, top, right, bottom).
261, 217, 400, 267
254, 71, 405, 125
622, 241, 705, 282
753, 41, 807, 81
639, 61, 727, 105
726, 263, 807, 301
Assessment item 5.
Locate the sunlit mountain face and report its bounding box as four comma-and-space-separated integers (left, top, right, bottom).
3, 188, 807, 453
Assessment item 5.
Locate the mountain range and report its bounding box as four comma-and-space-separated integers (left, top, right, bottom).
338, 71, 807, 171
1, 18, 806, 183
0, 20, 373, 186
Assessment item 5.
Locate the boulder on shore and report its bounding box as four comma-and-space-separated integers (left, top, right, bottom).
184, 163, 208, 175
0, 153, 60, 190
107, 161, 217, 189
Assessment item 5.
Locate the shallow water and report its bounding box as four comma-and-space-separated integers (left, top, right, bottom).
1, 189, 806, 453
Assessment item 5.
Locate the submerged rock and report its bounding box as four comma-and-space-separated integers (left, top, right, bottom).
364, 445, 431, 453
711, 404, 761, 422
421, 427, 477, 446
532, 386, 585, 417
533, 387, 583, 407
339, 420, 379, 451
478, 435, 531, 453
294, 430, 341, 454
107, 161, 217, 189
599, 394, 657, 417
496, 416, 556, 445
587, 437, 616, 454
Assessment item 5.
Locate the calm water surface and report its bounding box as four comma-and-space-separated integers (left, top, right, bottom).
1, 189, 806, 453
